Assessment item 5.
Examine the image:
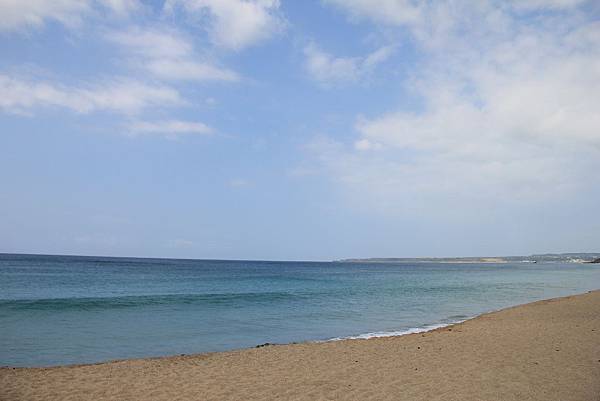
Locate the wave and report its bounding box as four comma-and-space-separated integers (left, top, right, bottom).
0, 284, 494, 313
325, 318, 471, 341
0, 291, 310, 311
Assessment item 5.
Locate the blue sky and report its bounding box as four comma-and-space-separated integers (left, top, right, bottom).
1, 0, 599, 260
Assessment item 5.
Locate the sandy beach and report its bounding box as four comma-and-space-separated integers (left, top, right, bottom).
1, 290, 599, 401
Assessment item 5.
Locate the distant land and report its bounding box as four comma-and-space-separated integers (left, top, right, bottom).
339, 253, 600, 264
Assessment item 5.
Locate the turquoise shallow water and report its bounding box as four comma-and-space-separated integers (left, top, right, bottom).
1, 253, 600, 367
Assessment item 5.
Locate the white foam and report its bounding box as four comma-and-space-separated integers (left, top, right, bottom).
323, 320, 468, 342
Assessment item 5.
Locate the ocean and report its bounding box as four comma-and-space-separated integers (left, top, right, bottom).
1, 253, 599, 367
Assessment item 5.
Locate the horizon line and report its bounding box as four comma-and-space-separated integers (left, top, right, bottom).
1, 251, 599, 264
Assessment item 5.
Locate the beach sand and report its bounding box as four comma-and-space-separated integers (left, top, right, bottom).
1, 291, 599, 401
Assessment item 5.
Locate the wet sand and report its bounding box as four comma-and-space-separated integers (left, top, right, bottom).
1, 290, 599, 401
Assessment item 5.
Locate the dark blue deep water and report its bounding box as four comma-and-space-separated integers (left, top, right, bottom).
1, 253, 600, 367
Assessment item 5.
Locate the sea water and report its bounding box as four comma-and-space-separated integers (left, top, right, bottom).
1, 253, 600, 367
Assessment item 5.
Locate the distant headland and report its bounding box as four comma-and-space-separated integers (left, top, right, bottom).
338, 253, 600, 264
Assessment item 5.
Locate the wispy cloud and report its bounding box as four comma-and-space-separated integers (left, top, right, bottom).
324, 0, 590, 28
100, 0, 140, 17
0, 0, 91, 32
0, 0, 140, 32
146, 59, 239, 82
511, 0, 589, 11
0, 74, 181, 115
303, 42, 393, 86
0, 4, 245, 141
164, 0, 285, 50
323, 0, 422, 27
128, 120, 213, 138
107, 27, 240, 82
106, 27, 193, 59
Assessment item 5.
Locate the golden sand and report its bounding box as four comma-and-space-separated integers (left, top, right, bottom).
2, 291, 599, 401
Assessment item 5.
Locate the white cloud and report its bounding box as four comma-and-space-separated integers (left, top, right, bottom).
0, 0, 140, 32
309, 1, 600, 218
511, 0, 589, 11
323, 0, 422, 26
362, 46, 394, 69
107, 27, 240, 82
147, 59, 239, 82
324, 0, 590, 28
304, 43, 393, 85
0, 0, 91, 32
0, 74, 181, 115
164, 0, 284, 50
354, 138, 381, 151
99, 0, 140, 16
106, 27, 193, 59
128, 120, 212, 137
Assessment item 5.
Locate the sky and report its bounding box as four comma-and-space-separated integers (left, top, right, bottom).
1, 0, 599, 261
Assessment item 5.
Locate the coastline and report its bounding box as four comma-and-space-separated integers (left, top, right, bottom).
2, 290, 600, 400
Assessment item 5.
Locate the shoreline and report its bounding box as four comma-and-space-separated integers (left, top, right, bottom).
1, 316, 473, 370
2, 290, 600, 400
1, 291, 596, 369
0, 307, 487, 369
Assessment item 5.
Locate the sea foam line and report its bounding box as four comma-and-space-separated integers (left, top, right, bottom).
323, 319, 470, 342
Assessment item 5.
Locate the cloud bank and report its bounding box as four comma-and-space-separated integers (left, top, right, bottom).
313, 0, 600, 218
